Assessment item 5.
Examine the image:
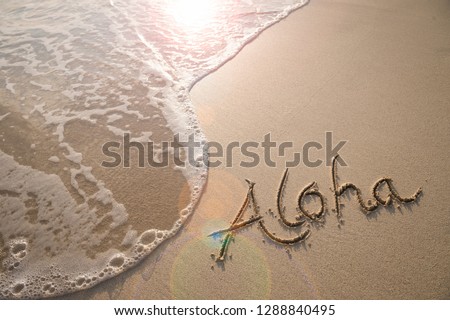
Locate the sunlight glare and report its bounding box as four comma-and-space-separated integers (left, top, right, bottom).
167, 0, 218, 30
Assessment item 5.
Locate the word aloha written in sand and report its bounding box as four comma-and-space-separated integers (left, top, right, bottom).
209, 155, 422, 262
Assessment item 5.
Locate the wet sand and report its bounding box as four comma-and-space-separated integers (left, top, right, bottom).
66, 0, 450, 299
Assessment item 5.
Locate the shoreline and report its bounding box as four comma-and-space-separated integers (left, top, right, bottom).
65, 0, 450, 299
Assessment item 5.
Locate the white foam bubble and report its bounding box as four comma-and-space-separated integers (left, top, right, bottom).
48, 156, 60, 163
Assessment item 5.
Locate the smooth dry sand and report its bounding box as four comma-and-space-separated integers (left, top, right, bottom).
67, 0, 450, 299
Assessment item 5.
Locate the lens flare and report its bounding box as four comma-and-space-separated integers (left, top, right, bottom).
170, 235, 272, 299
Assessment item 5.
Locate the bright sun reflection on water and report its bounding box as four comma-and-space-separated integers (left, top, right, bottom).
166, 0, 218, 30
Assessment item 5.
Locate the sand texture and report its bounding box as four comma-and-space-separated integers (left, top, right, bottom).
65, 0, 450, 299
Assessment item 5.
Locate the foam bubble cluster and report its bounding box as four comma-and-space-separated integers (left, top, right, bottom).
0, 0, 309, 298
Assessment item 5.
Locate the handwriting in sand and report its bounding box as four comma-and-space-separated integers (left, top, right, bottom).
209, 155, 422, 262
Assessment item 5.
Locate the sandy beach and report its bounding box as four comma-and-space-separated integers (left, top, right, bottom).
56, 0, 450, 299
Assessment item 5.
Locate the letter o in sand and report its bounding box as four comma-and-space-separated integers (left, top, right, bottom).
297, 182, 325, 221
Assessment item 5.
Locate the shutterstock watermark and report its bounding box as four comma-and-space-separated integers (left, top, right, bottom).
101, 132, 348, 169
